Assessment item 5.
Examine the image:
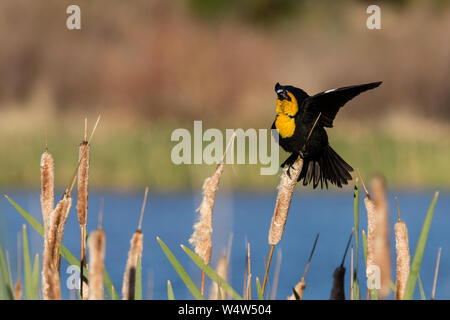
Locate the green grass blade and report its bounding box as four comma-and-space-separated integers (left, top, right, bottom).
353, 181, 360, 300
156, 237, 204, 300
5, 195, 119, 300
0, 257, 4, 300
167, 280, 175, 300
22, 224, 33, 300
404, 192, 439, 300
418, 274, 426, 300
181, 245, 243, 300
0, 243, 13, 299
256, 277, 263, 300
31, 254, 40, 300
135, 256, 142, 300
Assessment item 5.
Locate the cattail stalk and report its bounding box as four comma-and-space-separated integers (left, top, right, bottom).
264, 156, 303, 294
40, 150, 54, 231
288, 233, 319, 300
330, 230, 353, 300
122, 187, 148, 300
88, 230, 106, 300
394, 197, 410, 300
209, 250, 229, 300
371, 175, 391, 298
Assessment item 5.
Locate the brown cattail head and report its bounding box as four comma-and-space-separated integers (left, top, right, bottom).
394, 220, 410, 300
14, 279, 22, 300
77, 141, 90, 227
122, 230, 143, 300
55, 195, 72, 271
209, 250, 229, 300
268, 157, 303, 246
371, 175, 391, 298
42, 199, 69, 300
88, 230, 106, 300
288, 279, 306, 300
189, 163, 224, 265
40, 150, 55, 230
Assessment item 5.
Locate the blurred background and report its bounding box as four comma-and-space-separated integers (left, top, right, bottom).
0, 0, 449, 190
0, 0, 449, 300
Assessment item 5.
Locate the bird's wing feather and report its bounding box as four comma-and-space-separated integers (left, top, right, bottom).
300, 81, 382, 127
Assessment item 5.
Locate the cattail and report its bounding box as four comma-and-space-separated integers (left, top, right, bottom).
264, 157, 303, 294
40, 150, 54, 231
77, 137, 90, 298
394, 222, 410, 299
122, 187, 148, 300
189, 163, 224, 266
209, 250, 228, 300
330, 230, 353, 300
371, 175, 391, 298
88, 230, 106, 300
42, 198, 69, 300
14, 280, 22, 300
268, 157, 303, 246
189, 163, 224, 295
288, 233, 319, 300
364, 197, 377, 275
122, 231, 143, 300
56, 194, 72, 271
288, 279, 306, 300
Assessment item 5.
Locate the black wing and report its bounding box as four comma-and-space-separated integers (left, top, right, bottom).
300, 81, 382, 127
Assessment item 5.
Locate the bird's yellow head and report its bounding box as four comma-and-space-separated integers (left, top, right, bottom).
274, 82, 298, 138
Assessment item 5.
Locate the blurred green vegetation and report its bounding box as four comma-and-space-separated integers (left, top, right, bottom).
1, 118, 449, 191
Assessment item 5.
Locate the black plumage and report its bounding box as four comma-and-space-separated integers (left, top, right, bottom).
271, 81, 382, 189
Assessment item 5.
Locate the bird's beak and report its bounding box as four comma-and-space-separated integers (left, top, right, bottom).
275, 82, 287, 100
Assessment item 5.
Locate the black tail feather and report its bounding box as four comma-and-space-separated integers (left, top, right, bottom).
298, 145, 353, 189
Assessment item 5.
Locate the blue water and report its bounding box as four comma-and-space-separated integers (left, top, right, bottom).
0, 190, 449, 300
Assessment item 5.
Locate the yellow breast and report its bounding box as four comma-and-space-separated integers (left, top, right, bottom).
275, 114, 296, 138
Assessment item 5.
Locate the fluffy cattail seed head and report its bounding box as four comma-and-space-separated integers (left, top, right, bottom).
189, 163, 224, 265
268, 157, 303, 246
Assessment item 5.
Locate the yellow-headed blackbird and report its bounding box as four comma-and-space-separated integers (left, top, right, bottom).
271, 81, 382, 189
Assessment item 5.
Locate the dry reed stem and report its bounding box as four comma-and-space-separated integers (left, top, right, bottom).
371, 175, 391, 298
209, 250, 229, 300
268, 157, 303, 246
189, 163, 224, 266
246, 243, 252, 300
122, 231, 143, 300
288, 279, 306, 300
40, 150, 54, 231
88, 230, 106, 300
394, 220, 410, 300
431, 247, 442, 300
42, 198, 70, 300
14, 279, 22, 300
350, 246, 354, 300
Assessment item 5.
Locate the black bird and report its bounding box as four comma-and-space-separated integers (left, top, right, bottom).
271, 81, 382, 188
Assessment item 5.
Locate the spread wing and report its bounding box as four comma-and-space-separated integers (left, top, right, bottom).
300, 81, 382, 127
